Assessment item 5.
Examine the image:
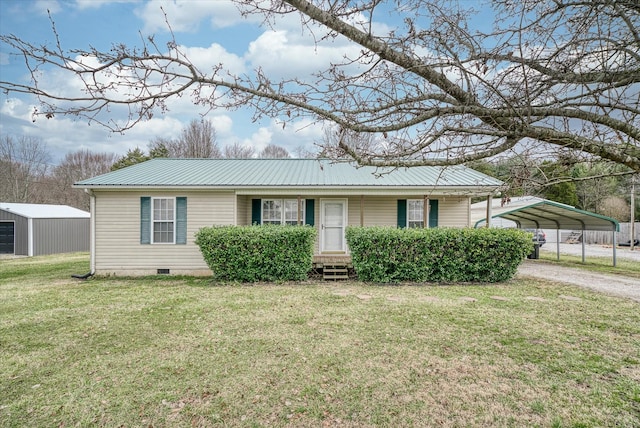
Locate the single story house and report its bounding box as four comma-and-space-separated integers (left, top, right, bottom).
0, 203, 90, 256
74, 158, 503, 276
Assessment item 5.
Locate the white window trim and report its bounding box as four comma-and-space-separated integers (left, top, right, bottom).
407, 199, 425, 229
151, 197, 176, 244
262, 199, 305, 225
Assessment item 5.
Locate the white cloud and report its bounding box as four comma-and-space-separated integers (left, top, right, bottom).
1, 95, 187, 161
74, 0, 138, 10
237, 118, 324, 155
33, 0, 61, 15
242, 127, 273, 153
267, 118, 324, 153
135, 0, 249, 33
209, 114, 233, 137
246, 29, 361, 79
178, 43, 246, 76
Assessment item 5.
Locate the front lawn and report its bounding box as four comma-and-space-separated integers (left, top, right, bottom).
1, 254, 639, 427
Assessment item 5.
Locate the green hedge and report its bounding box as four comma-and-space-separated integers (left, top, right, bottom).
345, 227, 534, 283
195, 225, 316, 282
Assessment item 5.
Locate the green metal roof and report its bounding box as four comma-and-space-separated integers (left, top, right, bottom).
75, 158, 503, 190
473, 199, 619, 232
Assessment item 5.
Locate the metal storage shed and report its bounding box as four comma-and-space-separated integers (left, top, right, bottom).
0, 203, 90, 256
472, 197, 620, 265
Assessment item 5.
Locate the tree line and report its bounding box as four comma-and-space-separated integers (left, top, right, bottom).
0, 119, 297, 211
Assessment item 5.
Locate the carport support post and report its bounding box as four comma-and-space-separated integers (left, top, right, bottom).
556, 227, 560, 261
631, 179, 635, 252
581, 225, 586, 264
612, 230, 617, 267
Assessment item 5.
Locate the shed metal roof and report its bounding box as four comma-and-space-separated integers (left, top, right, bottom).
472, 198, 619, 232
75, 158, 503, 193
0, 203, 90, 219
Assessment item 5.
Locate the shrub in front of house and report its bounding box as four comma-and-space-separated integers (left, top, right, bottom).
346, 227, 533, 283
195, 225, 316, 282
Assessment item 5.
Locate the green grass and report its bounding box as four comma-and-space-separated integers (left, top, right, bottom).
539, 252, 640, 279
1, 253, 639, 427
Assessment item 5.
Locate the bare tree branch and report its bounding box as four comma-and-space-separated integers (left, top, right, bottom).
1, 0, 638, 172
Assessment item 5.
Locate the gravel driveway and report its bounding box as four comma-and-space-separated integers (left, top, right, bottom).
517, 244, 640, 302
541, 243, 640, 262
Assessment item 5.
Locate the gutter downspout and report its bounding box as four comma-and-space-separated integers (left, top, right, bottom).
88, 189, 96, 275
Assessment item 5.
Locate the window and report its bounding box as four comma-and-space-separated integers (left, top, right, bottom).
262, 199, 282, 225
284, 199, 304, 225
407, 199, 424, 228
153, 197, 175, 243
141, 197, 187, 245
398, 199, 438, 229
262, 199, 305, 225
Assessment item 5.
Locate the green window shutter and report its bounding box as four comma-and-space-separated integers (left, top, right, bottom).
176, 197, 187, 244
429, 199, 439, 228
305, 199, 315, 226
140, 197, 151, 244
397, 199, 407, 228
251, 199, 262, 225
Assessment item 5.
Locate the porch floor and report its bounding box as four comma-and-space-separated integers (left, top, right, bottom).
313, 255, 353, 268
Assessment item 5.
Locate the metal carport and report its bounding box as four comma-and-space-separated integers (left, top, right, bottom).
473, 199, 620, 266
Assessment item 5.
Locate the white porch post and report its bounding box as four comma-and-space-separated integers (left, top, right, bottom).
424, 196, 429, 228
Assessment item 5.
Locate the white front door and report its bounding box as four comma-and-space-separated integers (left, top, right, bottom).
320, 199, 347, 253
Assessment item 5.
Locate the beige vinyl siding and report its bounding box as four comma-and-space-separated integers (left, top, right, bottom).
94, 190, 234, 276
355, 196, 397, 227
236, 195, 249, 225
437, 197, 471, 227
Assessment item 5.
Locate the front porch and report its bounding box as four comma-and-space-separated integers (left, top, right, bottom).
313, 255, 353, 268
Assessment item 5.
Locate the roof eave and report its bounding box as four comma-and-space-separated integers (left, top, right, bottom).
75, 183, 502, 196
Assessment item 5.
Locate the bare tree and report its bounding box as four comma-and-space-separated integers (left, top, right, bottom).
597, 196, 630, 222
49, 150, 118, 210
223, 142, 255, 159
259, 144, 290, 159
318, 126, 380, 159
1, 1, 639, 177
149, 119, 221, 158
0, 135, 51, 202
292, 144, 319, 159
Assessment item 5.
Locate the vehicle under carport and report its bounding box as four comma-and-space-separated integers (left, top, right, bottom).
473, 198, 620, 266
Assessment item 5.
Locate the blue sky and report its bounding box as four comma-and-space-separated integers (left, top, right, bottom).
1, 0, 499, 164
1, 0, 367, 162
